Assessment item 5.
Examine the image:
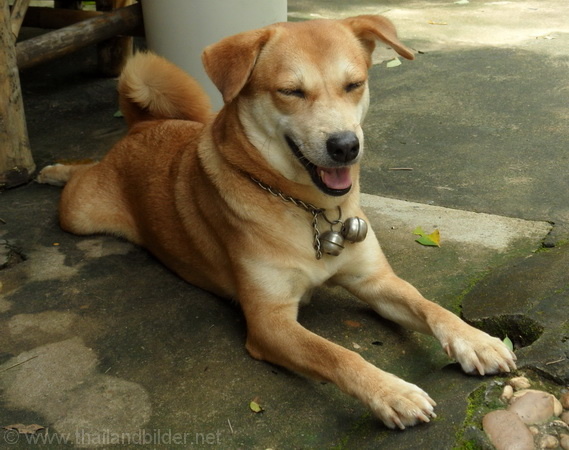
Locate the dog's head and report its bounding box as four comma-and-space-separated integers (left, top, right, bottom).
203, 16, 414, 198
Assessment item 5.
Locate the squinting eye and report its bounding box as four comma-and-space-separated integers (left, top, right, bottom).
277, 88, 305, 99
345, 81, 365, 93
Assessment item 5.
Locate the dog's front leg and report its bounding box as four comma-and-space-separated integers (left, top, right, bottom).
240, 293, 436, 429
336, 251, 517, 376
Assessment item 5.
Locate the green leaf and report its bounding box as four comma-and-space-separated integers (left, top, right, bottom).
503, 336, 514, 351
386, 58, 402, 68
416, 235, 438, 246
113, 110, 124, 118
413, 228, 441, 247
249, 401, 263, 413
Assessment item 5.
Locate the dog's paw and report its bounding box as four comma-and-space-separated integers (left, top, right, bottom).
36, 164, 67, 186
442, 328, 517, 376
368, 372, 437, 430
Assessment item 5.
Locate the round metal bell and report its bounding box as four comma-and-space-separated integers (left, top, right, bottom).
341, 217, 368, 243
319, 230, 345, 256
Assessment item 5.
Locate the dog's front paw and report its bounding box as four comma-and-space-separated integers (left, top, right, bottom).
443, 328, 517, 375
367, 372, 437, 430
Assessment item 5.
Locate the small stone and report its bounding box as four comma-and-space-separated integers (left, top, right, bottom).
540, 434, 559, 449
529, 426, 540, 435
553, 420, 569, 429
509, 376, 531, 390
509, 390, 557, 424
483, 410, 534, 450
561, 411, 569, 425
561, 392, 569, 409
560, 434, 569, 450
500, 384, 514, 403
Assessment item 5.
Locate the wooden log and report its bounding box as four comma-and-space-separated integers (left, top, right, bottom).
0, 0, 35, 189
96, 0, 135, 77
16, 2, 143, 70
10, 0, 31, 39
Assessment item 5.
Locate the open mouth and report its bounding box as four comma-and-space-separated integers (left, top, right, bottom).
285, 136, 352, 197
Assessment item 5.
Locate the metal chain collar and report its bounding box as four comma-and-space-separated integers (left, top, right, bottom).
250, 177, 342, 260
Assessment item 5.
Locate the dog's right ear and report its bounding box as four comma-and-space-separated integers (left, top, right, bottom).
202, 28, 273, 104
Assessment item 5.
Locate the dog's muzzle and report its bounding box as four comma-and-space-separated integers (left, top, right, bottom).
286, 131, 359, 197
326, 131, 360, 164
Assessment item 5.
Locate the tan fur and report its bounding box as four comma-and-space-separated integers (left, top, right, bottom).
38, 15, 516, 429
119, 52, 212, 126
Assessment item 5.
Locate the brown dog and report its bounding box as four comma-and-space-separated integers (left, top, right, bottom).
38, 15, 516, 429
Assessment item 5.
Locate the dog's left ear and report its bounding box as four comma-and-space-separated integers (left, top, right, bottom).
202, 28, 274, 104
343, 15, 415, 62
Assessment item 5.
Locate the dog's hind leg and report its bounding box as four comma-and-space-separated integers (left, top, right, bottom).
38, 162, 141, 243
37, 162, 97, 187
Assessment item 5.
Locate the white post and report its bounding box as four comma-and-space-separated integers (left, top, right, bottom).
141, 0, 287, 110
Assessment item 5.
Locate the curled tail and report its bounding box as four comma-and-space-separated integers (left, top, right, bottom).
118, 52, 212, 128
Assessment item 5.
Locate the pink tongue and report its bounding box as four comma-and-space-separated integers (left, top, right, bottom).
319, 167, 352, 190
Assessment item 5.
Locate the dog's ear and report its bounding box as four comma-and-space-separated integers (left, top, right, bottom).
343, 15, 415, 62
202, 28, 273, 104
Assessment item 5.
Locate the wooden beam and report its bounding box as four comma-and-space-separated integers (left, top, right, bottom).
10, 0, 31, 39
0, 0, 35, 189
16, 2, 143, 70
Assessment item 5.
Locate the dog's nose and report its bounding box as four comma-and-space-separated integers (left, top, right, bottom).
326, 131, 360, 163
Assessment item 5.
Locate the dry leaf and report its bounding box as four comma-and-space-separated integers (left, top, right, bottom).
3, 424, 45, 434
344, 320, 362, 328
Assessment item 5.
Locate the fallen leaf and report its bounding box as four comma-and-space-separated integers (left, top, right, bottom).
503, 336, 514, 351
3, 424, 45, 434
249, 400, 264, 413
416, 234, 438, 246
413, 227, 441, 247
386, 58, 401, 68
344, 320, 362, 328
113, 110, 124, 118
413, 226, 425, 235
352, 342, 361, 349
